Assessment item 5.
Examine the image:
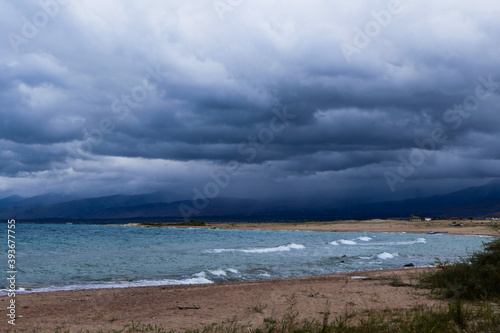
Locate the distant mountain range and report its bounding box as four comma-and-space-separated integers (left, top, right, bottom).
1, 180, 500, 221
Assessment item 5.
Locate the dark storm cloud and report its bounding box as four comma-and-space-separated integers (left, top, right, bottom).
0, 140, 69, 176
1, 0, 500, 199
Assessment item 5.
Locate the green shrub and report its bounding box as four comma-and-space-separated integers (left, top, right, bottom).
420, 238, 500, 300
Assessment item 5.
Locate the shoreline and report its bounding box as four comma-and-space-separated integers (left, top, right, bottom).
8, 268, 439, 332
129, 219, 500, 237
4, 221, 498, 332
10, 221, 496, 297
6, 263, 434, 297
10, 221, 493, 297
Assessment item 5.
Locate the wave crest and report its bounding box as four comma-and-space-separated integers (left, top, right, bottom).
377, 252, 398, 260
339, 239, 357, 245
209, 243, 305, 254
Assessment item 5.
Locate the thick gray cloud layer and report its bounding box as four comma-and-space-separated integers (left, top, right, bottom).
1, 0, 500, 202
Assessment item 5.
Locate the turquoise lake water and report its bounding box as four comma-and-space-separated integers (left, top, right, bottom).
1, 223, 491, 295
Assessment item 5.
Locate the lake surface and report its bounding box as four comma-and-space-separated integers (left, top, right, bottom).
1, 224, 491, 295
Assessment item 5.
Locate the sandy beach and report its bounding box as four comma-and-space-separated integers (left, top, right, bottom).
5, 268, 439, 332
3, 220, 498, 332
136, 219, 500, 237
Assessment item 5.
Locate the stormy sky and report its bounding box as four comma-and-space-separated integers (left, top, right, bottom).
1, 0, 500, 204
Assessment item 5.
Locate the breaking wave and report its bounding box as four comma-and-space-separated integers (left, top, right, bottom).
3, 276, 214, 295
338, 239, 357, 245
209, 243, 306, 254
377, 252, 398, 260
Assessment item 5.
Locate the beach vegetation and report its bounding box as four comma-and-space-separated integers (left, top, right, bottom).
251, 302, 268, 314
387, 274, 406, 287
419, 237, 500, 300
185, 220, 207, 226
39, 301, 500, 332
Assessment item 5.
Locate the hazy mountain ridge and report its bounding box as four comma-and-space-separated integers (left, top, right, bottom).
1, 180, 499, 221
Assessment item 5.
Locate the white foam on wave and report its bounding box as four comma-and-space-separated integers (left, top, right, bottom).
209, 243, 305, 254
1, 276, 214, 295
175, 277, 214, 285
396, 238, 426, 245
210, 249, 230, 253
194, 271, 207, 278
330, 241, 339, 246
339, 239, 357, 245
377, 252, 398, 260
242, 243, 305, 253
209, 269, 227, 276
357, 237, 372, 242
371, 238, 427, 246
226, 268, 239, 274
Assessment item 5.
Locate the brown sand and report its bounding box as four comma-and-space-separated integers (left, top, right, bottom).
186, 219, 499, 237
5, 269, 440, 332
2, 220, 497, 332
